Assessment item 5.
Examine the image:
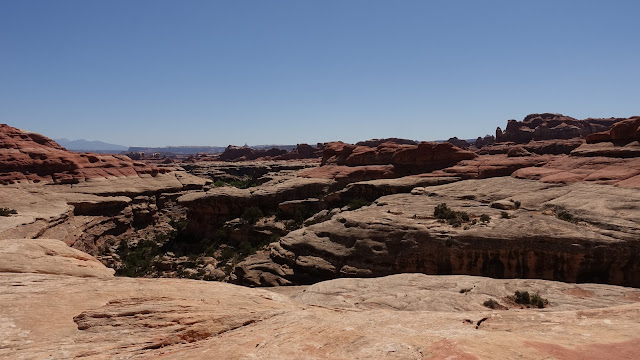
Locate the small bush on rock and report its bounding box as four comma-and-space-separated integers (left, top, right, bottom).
241, 206, 264, 225
556, 210, 574, 222
348, 198, 372, 210
434, 203, 471, 227
483, 299, 499, 309
509, 290, 549, 308
0, 207, 17, 216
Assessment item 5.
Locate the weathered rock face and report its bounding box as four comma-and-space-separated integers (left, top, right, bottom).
446, 137, 470, 149
475, 134, 495, 148
586, 117, 640, 143
321, 141, 476, 168
3, 241, 640, 360
274, 143, 322, 160
494, 113, 624, 144
234, 177, 640, 287
178, 177, 334, 238
0, 124, 167, 184
0, 172, 209, 256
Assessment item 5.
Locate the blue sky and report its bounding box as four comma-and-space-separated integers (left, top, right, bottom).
1, 0, 639, 147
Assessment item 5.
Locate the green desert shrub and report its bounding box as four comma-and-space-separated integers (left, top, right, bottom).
241, 206, 264, 225
434, 203, 471, 227
500, 211, 510, 219
115, 240, 161, 277
556, 210, 574, 222
510, 290, 549, 308
483, 299, 499, 309
479, 214, 491, 223
348, 198, 372, 210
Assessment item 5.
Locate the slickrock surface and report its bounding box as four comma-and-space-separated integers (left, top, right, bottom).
512, 156, 640, 189
0, 238, 114, 278
0, 124, 169, 184
235, 177, 640, 287
478, 139, 585, 155
2, 255, 640, 359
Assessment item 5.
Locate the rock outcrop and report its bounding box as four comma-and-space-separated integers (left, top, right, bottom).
0, 124, 167, 184
178, 177, 334, 238
569, 117, 640, 158
446, 137, 470, 149
321, 141, 476, 168
586, 116, 640, 143
355, 137, 418, 147
217, 145, 288, 161
234, 177, 640, 287
309, 141, 477, 184
494, 113, 624, 144
274, 143, 323, 160
0, 238, 115, 278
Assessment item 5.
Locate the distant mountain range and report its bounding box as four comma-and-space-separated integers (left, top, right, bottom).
55, 138, 128, 152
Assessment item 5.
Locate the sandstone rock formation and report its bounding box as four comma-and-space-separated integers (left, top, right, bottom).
494, 113, 624, 144
0, 238, 115, 278
274, 143, 323, 160
235, 177, 640, 287
2, 245, 640, 359
217, 145, 288, 161
512, 156, 640, 189
0, 124, 168, 184
446, 137, 471, 149
178, 177, 333, 238
354, 137, 418, 147
586, 116, 640, 143
474, 134, 495, 148
307, 141, 477, 184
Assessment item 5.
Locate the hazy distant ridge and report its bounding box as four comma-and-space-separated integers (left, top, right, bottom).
55, 138, 128, 152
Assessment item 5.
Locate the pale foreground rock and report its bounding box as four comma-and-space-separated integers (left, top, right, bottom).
0, 238, 114, 278
2, 264, 640, 359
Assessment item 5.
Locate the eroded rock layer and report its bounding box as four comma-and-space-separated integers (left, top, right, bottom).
235, 177, 640, 287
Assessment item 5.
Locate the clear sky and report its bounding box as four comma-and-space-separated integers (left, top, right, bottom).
1, 0, 639, 147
